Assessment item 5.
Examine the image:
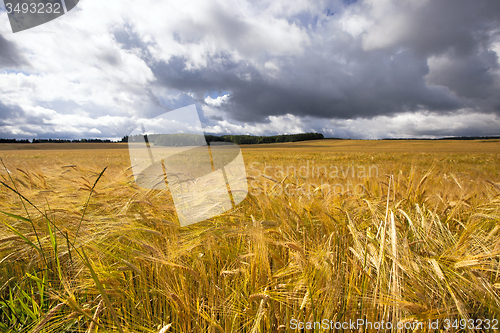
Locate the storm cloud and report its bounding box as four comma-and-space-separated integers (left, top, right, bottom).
0, 0, 499, 139
0, 34, 29, 67
149, 0, 500, 123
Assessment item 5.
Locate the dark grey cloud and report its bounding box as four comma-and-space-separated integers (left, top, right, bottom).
0, 100, 25, 122
0, 35, 29, 67
150, 47, 462, 123
386, 0, 500, 57
113, 24, 148, 51
426, 48, 499, 100
0, 102, 26, 136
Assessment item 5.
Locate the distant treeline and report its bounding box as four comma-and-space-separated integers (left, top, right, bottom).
32, 139, 113, 143
0, 139, 31, 143
205, 132, 324, 145
122, 132, 325, 146
0, 138, 113, 143
126, 133, 206, 146
3, 134, 499, 144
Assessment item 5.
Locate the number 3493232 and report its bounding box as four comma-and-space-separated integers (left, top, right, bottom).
5, 2, 62, 14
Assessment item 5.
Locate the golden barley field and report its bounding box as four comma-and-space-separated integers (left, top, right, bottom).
1, 139, 500, 332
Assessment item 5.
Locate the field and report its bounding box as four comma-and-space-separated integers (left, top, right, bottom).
1, 139, 500, 332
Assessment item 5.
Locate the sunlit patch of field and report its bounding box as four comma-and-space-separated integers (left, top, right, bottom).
1, 140, 500, 332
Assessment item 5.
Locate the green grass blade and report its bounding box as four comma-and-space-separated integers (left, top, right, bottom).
0, 216, 42, 256
81, 248, 124, 333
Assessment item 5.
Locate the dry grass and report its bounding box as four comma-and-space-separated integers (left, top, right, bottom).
0, 140, 499, 332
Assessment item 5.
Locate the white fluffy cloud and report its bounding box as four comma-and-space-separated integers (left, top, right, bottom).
324, 111, 500, 139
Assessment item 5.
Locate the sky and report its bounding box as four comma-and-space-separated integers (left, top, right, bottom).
0, 0, 500, 140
